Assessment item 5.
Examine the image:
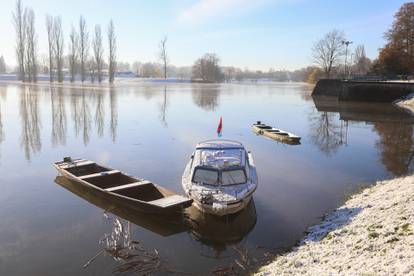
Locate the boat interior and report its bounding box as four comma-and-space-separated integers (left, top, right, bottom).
255, 124, 272, 129
65, 163, 111, 176
268, 130, 288, 135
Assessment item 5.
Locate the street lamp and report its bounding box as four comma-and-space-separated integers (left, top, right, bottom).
342, 40, 353, 79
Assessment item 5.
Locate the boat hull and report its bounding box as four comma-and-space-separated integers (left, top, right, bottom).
191, 194, 254, 216
252, 124, 301, 145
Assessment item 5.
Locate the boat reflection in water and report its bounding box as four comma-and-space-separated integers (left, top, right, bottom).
55, 176, 187, 236
55, 176, 257, 267
186, 199, 256, 243
184, 199, 257, 260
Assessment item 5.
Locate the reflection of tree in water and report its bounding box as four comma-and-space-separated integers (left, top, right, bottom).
71, 92, 82, 136
158, 86, 168, 127
109, 88, 118, 142
142, 85, 155, 100
94, 92, 105, 137
0, 87, 7, 158
0, 93, 4, 145
374, 121, 414, 175
20, 86, 41, 160
70, 91, 91, 145
309, 110, 347, 155
50, 87, 67, 146
191, 85, 220, 111
0, 86, 6, 101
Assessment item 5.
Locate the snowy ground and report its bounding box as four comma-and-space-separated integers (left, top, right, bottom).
257, 174, 414, 275
395, 93, 414, 115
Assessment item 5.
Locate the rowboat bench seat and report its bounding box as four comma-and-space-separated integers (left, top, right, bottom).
105, 181, 152, 192
59, 160, 95, 169
149, 195, 191, 208
79, 170, 120, 180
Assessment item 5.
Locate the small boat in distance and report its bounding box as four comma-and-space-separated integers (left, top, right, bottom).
252, 121, 301, 145
182, 140, 258, 216
53, 157, 192, 214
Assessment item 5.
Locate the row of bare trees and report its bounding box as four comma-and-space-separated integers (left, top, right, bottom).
13, 0, 37, 82
45, 14, 116, 83
13, 0, 117, 84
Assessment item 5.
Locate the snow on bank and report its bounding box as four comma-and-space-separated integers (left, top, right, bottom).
257, 175, 414, 275
395, 93, 414, 115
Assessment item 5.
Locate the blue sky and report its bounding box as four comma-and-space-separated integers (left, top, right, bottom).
0, 0, 408, 70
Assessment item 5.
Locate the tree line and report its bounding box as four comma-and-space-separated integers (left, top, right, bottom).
311, 2, 414, 80
10, 0, 413, 84
12, 0, 117, 84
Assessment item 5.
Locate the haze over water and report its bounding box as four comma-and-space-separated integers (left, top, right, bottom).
0, 82, 413, 275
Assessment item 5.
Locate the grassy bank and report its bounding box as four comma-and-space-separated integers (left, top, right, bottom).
257, 174, 414, 275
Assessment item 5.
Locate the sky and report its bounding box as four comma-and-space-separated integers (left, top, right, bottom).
0, 0, 409, 71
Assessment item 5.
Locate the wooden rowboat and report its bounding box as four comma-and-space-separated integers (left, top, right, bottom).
252, 121, 301, 145
53, 157, 192, 214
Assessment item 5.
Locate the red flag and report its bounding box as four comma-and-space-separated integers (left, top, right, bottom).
217, 116, 222, 137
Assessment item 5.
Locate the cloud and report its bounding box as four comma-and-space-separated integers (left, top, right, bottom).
177, 0, 269, 25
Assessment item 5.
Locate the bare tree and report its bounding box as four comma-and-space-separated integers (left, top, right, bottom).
79, 16, 89, 82
107, 20, 116, 83
353, 44, 371, 75
140, 62, 161, 78
25, 8, 37, 82
53, 16, 64, 82
0, 56, 6, 73
92, 25, 104, 82
13, 0, 27, 81
312, 30, 345, 78
68, 25, 79, 82
192, 53, 224, 83
158, 36, 168, 79
46, 15, 55, 82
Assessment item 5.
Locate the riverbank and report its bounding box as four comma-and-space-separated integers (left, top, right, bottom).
395, 93, 414, 115
257, 174, 414, 275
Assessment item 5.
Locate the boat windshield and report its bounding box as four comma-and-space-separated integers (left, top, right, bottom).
192, 168, 219, 185
222, 169, 247, 185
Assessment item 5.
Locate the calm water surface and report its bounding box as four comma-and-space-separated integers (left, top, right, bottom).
0, 82, 413, 275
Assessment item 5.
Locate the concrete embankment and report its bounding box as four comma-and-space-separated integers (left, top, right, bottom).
312, 79, 414, 102
256, 174, 414, 275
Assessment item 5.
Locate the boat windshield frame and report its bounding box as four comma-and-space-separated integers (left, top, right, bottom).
191, 165, 248, 186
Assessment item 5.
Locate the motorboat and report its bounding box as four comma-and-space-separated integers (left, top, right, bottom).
182, 140, 258, 216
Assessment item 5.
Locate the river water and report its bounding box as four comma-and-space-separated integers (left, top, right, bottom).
0, 82, 412, 275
